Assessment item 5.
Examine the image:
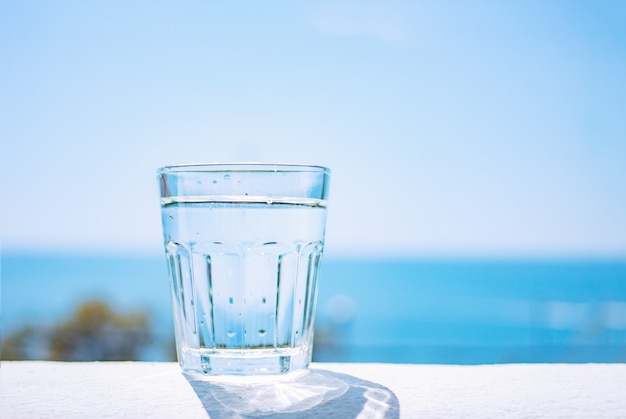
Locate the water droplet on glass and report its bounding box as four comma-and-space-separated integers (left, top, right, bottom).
229, 297, 234, 304
212, 180, 217, 184
262, 297, 266, 304
224, 174, 231, 180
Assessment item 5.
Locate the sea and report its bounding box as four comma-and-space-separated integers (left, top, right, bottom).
3, 252, 626, 364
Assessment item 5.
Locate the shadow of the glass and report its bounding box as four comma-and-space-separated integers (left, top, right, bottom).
184, 368, 400, 418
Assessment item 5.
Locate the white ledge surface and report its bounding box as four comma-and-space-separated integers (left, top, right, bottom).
2, 362, 626, 418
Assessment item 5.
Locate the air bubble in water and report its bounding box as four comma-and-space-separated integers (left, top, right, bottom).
229, 297, 234, 304
258, 329, 266, 336
224, 174, 231, 180
227, 331, 236, 338
262, 297, 266, 304
266, 198, 273, 205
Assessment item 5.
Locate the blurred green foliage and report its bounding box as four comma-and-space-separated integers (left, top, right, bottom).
2, 301, 153, 361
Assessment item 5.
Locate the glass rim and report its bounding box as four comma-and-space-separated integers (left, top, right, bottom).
157, 162, 330, 175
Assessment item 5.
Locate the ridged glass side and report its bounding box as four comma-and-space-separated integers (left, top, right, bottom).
165, 240, 323, 373
165, 242, 197, 358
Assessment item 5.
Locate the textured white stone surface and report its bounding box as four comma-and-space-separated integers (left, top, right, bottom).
1, 362, 625, 418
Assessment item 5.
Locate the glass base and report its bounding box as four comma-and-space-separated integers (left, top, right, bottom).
178, 345, 312, 376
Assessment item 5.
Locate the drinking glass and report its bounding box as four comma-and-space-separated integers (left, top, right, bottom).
157, 163, 330, 375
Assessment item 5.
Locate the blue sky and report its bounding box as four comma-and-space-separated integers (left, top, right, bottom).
1, 1, 625, 258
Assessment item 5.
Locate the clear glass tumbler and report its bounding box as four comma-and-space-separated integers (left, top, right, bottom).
157, 163, 330, 375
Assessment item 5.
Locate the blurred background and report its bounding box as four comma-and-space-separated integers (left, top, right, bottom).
2, 1, 626, 363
